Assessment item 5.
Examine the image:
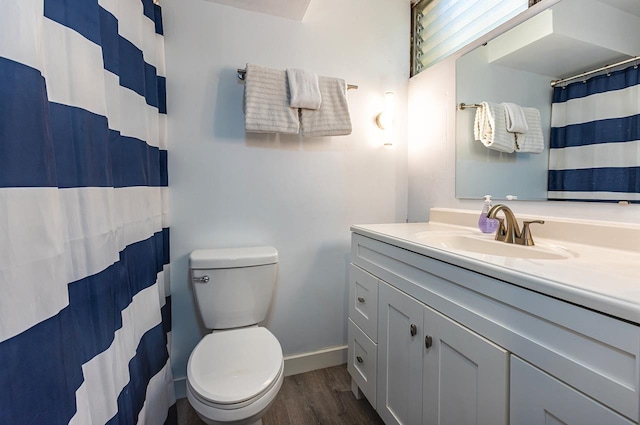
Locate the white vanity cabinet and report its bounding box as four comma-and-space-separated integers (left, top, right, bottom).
376, 280, 508, 425
348, 231, 640, 425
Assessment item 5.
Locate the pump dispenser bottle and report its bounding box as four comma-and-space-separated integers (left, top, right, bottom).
478, 195, 499, 233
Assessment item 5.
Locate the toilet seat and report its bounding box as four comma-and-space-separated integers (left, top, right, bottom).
186, 368, 283, 425
187, 327, 283, 407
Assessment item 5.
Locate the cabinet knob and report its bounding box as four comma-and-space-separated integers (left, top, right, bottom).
410, 324, 417, 337
357, 297, 365, 303
425, 335, 433, 349
356, 356, 364, 364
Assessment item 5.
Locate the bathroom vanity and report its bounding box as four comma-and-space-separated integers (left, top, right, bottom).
347, 209, 640, 425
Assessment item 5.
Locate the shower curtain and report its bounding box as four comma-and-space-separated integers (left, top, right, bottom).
548, 64, 640, 202
0, 0, 176, 424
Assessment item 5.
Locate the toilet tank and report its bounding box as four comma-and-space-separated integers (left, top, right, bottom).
189, 247, 278, 330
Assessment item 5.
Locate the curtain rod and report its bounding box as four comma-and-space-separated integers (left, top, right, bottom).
550, 56, 639, 87
236, 68, 358, 90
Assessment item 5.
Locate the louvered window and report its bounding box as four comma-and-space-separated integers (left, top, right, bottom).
411, 0, 529, 76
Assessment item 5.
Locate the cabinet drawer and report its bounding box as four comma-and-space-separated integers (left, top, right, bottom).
347, 318, 377, 408
511, 356, 634, 425
349, 264, 378, 341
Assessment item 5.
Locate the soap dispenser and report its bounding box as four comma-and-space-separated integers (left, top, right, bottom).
478, 195, 499, 234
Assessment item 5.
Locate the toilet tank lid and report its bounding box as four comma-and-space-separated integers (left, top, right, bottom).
190, 246, 278, 269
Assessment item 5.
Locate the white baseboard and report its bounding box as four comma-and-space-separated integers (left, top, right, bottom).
283, 345, 348, 377
174, 376, 187, 400
173, 345, 348, 399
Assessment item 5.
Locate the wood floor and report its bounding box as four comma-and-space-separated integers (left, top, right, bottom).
177, 364, 384, 425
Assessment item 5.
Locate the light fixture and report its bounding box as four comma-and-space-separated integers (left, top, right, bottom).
376, 91, 395, 146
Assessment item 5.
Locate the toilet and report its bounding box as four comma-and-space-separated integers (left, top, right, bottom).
187, 247, 283, 425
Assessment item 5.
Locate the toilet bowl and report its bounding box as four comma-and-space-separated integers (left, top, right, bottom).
187, 247, 282, 425
186, 327, 283, 425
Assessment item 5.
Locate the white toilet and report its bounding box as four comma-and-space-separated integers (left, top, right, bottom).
187, 247, 283, 425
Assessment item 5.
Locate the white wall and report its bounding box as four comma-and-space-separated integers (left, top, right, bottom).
163, 0, 409, 389
407, 54, 640, 224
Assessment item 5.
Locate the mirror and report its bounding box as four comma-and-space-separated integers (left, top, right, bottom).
455, 0, 640, 200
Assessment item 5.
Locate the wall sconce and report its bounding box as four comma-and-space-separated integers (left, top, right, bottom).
376, 91, 395, 146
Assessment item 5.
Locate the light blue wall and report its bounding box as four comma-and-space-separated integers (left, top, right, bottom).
163, 0, 410, 396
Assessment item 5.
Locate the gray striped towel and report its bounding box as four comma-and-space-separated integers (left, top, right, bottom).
300, 76, 352, 137
243, 64, 300, 134
515, 107, 544, 154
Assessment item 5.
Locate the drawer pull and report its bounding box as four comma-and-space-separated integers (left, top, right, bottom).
356, 356, 364, 364
410, 324, 417, 337
425, 335, 433, 349
357, 297, 365, 303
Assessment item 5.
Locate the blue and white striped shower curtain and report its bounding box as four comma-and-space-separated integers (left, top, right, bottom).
548, 64, 640, 202
0, 0, 176, 424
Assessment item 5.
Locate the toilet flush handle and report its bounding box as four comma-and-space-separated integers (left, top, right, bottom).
192, 275, 210, 283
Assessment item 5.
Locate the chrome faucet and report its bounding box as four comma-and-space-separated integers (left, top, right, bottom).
486, 204, 544, 246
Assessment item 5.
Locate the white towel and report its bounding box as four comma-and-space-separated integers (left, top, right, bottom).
300, 76, 352, 137
243, 64, 300, 134
473, 102, 515, 153
502, 102, 529, 133
515, 107, 545, 154
287, 68, 322, 110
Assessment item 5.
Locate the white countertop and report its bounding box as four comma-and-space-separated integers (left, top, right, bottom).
351, 219, 640, 325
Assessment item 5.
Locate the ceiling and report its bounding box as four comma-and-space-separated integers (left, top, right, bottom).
202, 0, 313, 21
598, 0, 640, 17
200, 0, 640, 29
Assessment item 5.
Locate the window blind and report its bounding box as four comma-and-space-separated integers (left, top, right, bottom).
412, 0, 528, 75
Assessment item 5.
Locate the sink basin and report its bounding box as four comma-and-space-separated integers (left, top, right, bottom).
416, 233, 573, 260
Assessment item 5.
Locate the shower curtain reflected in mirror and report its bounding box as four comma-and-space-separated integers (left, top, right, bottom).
548, 64, 640, 203
0, 0, 176, 423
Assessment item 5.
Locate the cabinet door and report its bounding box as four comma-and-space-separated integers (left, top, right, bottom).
511, 356, 635, 425
377, 281, 424, 425
423, 305, 508, 425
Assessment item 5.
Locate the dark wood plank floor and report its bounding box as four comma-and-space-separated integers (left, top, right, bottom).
177, 364, 384, 425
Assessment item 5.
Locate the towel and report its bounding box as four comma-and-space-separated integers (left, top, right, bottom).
300, 76, 352, 137
502, 102, 529, 133
243, 64, 299, 134
473, 102, 515, 153
515, 107, 544, 154
287, 68, 322, 110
